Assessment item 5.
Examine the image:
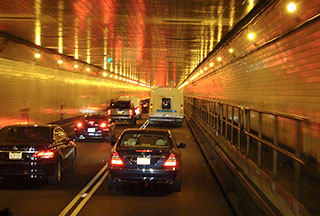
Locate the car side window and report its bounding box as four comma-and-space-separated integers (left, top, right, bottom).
54, 128, 67, 143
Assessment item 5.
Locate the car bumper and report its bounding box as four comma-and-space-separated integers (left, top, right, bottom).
149, 116, 184, 124
110, 115, 133, 121
75, 130, 109, 139
0, 161, 56, 179
109, 167, 179, 184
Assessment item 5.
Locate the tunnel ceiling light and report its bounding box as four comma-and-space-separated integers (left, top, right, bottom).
217, 57, 222, 61
86, 68, 91, 72
109, 74, 113, 78
229, 48, 234, 53
103, 72, 107, 77
200, 69, 204, 74
287, 2, 297, 13
119, 77, 122, 80
115, 75, 118, 79
57, 59, 63, 64
204, 67, 208, 71
34, 53, 41, 59
209, 63, 214, 67
74, 64, 79, 69
248, 33, 255, 40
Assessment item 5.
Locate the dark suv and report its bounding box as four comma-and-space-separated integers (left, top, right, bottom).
107, 100, 137, 126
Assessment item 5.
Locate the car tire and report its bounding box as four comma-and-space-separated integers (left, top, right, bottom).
172, 173, 181, 192
48, 160, 62, 185
107, 175, 116, 190
68, 150, 76, 173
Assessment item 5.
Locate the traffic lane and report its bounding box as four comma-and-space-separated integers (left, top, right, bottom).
0, 118, 145, 216
0, 140, 110, 216
77, 122, 233, 216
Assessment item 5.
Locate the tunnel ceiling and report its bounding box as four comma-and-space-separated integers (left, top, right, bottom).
0, 0, 258, 87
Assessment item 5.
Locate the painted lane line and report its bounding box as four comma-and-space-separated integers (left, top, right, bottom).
140, 119, 149, 129
59, 119, 149, 216
58, 163, 108, 216
70, 170, 109, 216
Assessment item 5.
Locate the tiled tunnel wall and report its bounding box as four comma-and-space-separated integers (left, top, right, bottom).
0, 39, 150, 128
184, 0, 320, 166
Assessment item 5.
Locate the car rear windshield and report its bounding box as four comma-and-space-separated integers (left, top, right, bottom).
110, 101, 131, 109
0, 127, 50, 144
119, 133, 171, 148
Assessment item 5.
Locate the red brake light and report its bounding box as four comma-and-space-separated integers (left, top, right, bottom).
107, 109, 111, 115
100, 122, 107, 128
129, 109, 133, 116
111, 152, 123, 165
164, 153, 177, 167
77, 122, 83, 128
33, 150, 55, 159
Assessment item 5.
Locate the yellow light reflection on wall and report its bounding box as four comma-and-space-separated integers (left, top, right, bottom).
229, 0, 235, 30
58, 0, 64, 54
86, 18, 91, 64
34, 53, 41, 59
217, 3, 223, 42
247, 0, 254, 13
104, 28, 108, 70
34, 0, 42, 45
74, 18, 79, 59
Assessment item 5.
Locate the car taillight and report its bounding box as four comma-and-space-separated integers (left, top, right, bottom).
77, 122, 83, 128
129, 109, 133, 116
89, 121, 95, 125
111, 152, 123, 165
32, 150, 55, 159
100, 122, 107, 128
164, 153, 177, 167
107, 109, 111, 115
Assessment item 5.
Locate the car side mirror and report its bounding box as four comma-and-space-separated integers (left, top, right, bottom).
177, 143, 186, 148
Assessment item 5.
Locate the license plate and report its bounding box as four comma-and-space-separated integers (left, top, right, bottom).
87, 128, 95, 132
117, 111, 124, 114
9, 152, 22, 160
137, 157, 150, 165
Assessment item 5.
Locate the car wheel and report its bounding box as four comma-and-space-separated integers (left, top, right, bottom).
107, 175, 116, 190
172, 173, 181, 192
68, 150, 76, 173
48, 160, 62, 185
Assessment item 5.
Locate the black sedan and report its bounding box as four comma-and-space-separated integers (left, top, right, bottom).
0, 124, 76, 185
107, 128, 186, 192
74, 113, 116, 142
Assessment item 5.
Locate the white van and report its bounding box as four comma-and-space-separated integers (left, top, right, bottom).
148, 87, 184, 127
118, 96, 142, 119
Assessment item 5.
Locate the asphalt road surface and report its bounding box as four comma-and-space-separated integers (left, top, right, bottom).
0, 114, 233, 216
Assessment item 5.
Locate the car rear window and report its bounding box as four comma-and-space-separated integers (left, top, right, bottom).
0, 126, 50, 144
119, 133, 171, 148
162, 98, 171, 109
110, 101, 131, 109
